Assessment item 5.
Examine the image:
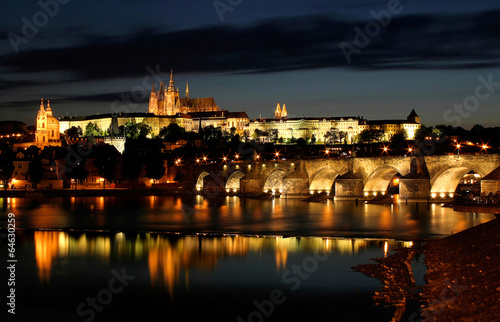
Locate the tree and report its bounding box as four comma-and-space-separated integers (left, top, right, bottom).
324, 128, 340, 145
296, 138, 306, 146
28, 155, 44, 187
84, 122, 101, 137
66, 126, 82, 138
230, 134, 241, 149
269, 129, 279, 143
144, 142, 165, 182
310, 134, 316, 145
94, 144, 120, 189
339, 131, 347, 144
125, 118, 139, 139
138, 121, 152, 138
252, 129, 268, 141
203, 125, 223, 142
391, 129, 408, 145
122, 142, 142, 182
0, 149, 14, 190
358, 129, 385, 143
64, 145, 89, 190
159, 123, 186, 142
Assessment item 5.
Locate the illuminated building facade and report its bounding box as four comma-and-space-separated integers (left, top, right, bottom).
247, 104, 421, 142
35, 99, 61, 148
148, 69, 219, 116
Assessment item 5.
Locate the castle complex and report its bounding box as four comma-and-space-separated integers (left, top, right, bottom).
13, 69, 421, 151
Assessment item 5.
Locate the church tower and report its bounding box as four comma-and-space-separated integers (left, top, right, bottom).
35, 98, 60, 147
185, 81, 190, 99
281, 103, 287, 118
407, 109, 420, 124
275, 103, 282, 119
148, 81, 158, 114
165, 69, 180, 115
35, 98, 46, 144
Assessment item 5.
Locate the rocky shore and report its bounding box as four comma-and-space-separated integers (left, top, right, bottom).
353, 218, 500, 321
421, 217, 500, 321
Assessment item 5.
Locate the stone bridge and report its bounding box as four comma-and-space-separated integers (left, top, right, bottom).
186, 154, 500, 201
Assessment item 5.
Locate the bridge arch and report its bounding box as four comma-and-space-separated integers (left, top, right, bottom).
363, 166, 401, 194
195, 171, 210, 191
430, 165, 485, 197
225, 170, 246, 192
263, 169, 286, 192
309, 169, 340, 192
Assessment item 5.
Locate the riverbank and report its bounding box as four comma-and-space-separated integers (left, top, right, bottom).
421, 217, 500, 320
354, 218, 500, 321
0, 188, 190, 197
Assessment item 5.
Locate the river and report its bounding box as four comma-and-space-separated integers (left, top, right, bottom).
0, 196, 495, 321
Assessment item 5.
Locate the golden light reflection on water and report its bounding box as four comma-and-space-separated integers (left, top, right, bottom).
33, 231, 411, 296
34, 231, 59, 282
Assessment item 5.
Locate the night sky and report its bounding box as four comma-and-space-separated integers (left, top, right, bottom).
1, 0, 499, 128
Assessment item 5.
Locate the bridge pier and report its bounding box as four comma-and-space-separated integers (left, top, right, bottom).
334, 172, 364, 200
240, 170, 264, 196
399, 178, 431, 202
283, 172, 309, 195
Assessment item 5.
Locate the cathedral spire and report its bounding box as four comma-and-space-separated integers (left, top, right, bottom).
40, 98, 45, 110
168, 68, 175, 92
149, 81, 158, 114
281, 103, 287, 118
185, 81, 190, 99
275, 102, 281, 119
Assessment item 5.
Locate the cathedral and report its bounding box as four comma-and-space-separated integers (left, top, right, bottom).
148, 69, 219, 115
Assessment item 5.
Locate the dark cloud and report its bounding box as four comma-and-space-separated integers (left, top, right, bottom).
1, 10, 499, 88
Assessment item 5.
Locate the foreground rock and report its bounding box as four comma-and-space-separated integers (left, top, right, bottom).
353, 218, 500, 321
421, 218, 500, 321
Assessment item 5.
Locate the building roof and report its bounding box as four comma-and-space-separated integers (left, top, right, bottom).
227, 111, 249, 119
251, 116, 361, 122
367, 120, 419, 125
60, 112, 193, 121
179, 97, 217, 108
407, 109, 419, 118
483, 166, 500, 181
189, 110, 230, 119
